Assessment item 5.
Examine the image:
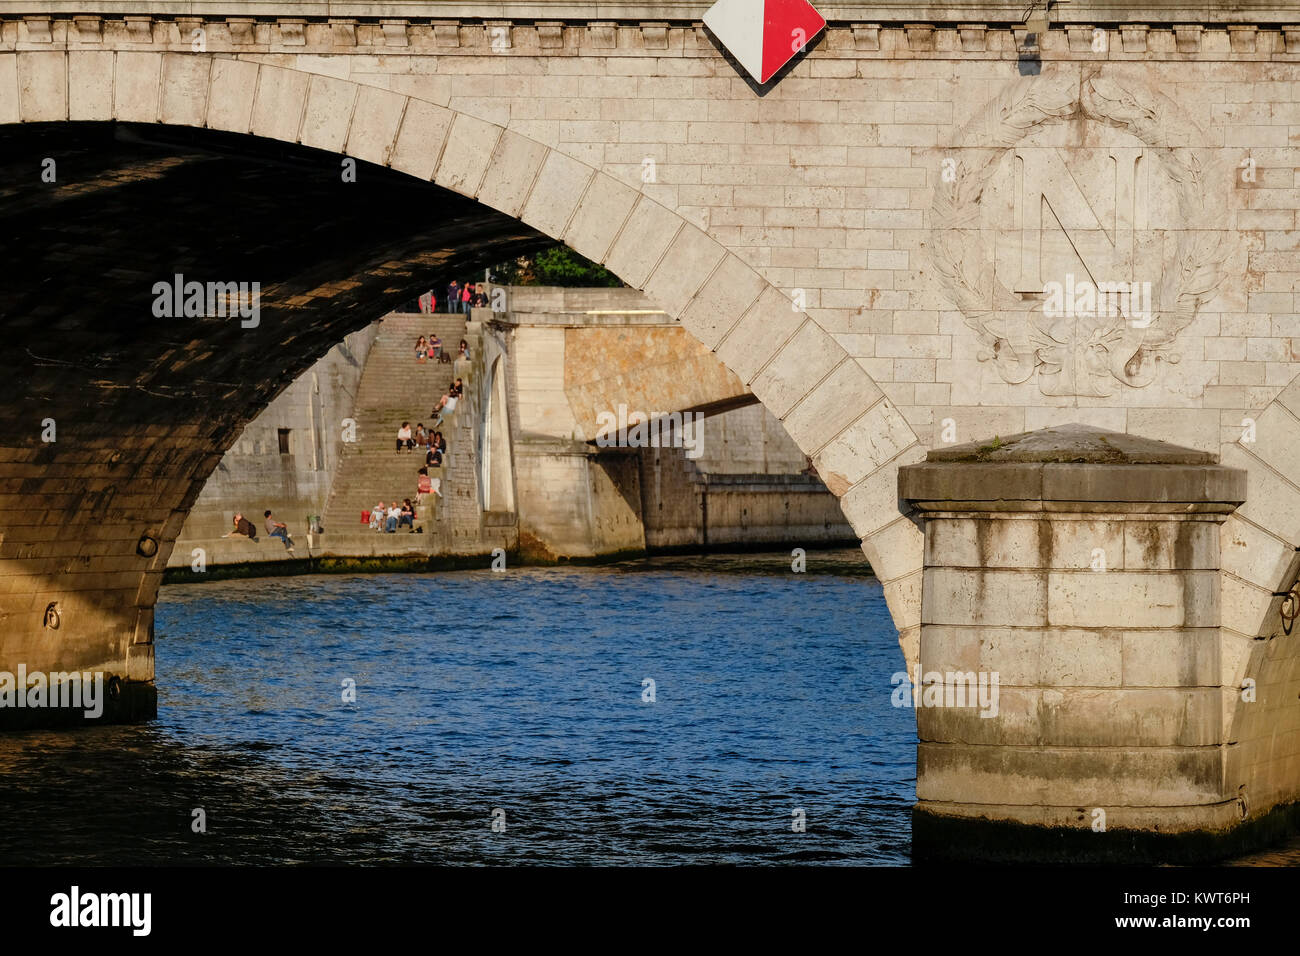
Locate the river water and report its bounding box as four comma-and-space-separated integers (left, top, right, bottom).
0, 550, 919, 865
2, 549, 1294, 866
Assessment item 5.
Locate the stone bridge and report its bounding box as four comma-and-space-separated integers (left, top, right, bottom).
2, 0, 1299, 859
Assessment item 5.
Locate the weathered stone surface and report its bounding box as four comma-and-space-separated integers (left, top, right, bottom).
926, 424, 1218, 465
908, 421, 1252, 848
388, 98, 453, 180
916, 685, 1221, 747
67, 50, 113, 121
902, 426, 1247, 507
641, 223, 725, 319
750, 323, 844, 420
921, 625, 1124, 686
159, 52, 209, 126
434, 112, 501, 196
249, 63, 307, 141
714, 287, 804, 384
922, 567, 1048, 626
676, 254, 766, 352
916, 742, 1223, 807
297, 73, 353, 151
603, 196, 681, 289
561, 325, 748, 441
560, 171, 635, 265
925, 516, 1125, 571
815, 398, 917, 496
113, 51, 162, 121
861, 515, 924, 585
1048, 570, 1219, 628
345, 85, 406, 165
838, 445, 926, 540
206, 57, 258, 132
17, 51, 65, 121
477, 129, 549, 218
781, 360, 885, 456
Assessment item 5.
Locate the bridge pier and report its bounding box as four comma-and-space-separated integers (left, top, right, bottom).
899, 424, 1283, 862
0, 438, 193, 729
0, 525, 162, 729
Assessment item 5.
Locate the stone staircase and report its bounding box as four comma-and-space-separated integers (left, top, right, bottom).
318, 311, 471, 554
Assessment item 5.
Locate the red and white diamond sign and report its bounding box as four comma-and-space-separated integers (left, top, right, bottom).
703, 0, 826, 85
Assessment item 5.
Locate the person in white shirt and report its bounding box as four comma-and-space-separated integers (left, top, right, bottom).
396, 421, 413, 452
385, 503, 401, 533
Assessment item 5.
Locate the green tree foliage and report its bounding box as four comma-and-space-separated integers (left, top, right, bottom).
492, 245, 623, 288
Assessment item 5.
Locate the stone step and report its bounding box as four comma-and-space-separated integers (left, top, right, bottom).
321, 315, 475, 534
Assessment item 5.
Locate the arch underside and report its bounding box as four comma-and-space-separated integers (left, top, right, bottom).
0, 120, 551, 679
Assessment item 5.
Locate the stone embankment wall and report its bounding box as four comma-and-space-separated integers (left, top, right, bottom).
170, 292, 851, 570
168, 324, 378, 568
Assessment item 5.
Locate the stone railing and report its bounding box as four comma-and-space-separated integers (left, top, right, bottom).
3, 9, 1300, 58
0, 2, 1297, 25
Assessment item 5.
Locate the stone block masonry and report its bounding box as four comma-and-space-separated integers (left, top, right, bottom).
899, 424, 1289, 862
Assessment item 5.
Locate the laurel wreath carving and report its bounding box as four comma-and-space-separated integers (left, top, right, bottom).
930, 75, 1231, 395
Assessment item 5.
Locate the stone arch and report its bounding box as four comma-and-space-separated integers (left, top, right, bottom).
0, 49, 925, 663
1215, 374, 1300, 817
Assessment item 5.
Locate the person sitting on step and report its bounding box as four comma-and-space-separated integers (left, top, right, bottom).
396, 421, 414, 453
224, 512, 257, 540
417, 466, 436, 505
264, 510, 295, 554
431, 390, 457, 429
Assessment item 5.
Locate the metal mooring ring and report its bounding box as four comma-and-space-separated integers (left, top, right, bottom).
1279, 589, 1299, 636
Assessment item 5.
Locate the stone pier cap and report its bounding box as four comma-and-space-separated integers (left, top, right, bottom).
899, 424, 1246, 514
